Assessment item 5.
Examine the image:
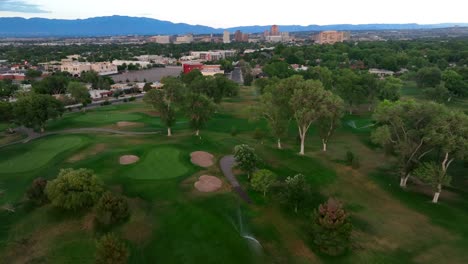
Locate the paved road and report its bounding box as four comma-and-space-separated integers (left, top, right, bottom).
220, 155, 252, 203
0, 127, 161, 149
230, 67, 244, 85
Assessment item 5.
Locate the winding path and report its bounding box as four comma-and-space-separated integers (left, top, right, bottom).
220, 155, 252, 203
0, 127, 161, 149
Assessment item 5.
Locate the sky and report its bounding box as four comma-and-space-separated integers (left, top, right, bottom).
0, 0, 467, 28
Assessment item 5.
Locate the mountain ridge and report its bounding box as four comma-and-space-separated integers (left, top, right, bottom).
0, 15, 466, 37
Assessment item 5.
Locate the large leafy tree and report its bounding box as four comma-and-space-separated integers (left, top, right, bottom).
144, 89, 176, 136
95, 233, 129, 264
281, 174, 310, 213
251, 169, 276, 197
45, 168, 103, 211
13, 93, 64, 132
33, 74, 70, 95
290, 77, 332, 155
0, 80, 18, 100
67, 81, 91, 107
416, 67, 442, 88
414, 162, 451, 203
427, 109, 468, 201
317, 95, 345, 152
378, 76, 402, 102
95, 192, 130, 226
233, 144, 260, 179
371, 100, 443, 187
311, 198, 353, 256
333, 69, 366, 114
442, 69, 468, 97
256, 77, 299, 149
183, 93, 216, 136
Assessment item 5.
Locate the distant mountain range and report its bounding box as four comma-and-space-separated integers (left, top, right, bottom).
0, 16, 467, 37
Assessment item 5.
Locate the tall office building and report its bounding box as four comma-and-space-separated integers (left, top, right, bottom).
223, 30, 231, 43
270, 25, 280, 36
234, 30, 243, 42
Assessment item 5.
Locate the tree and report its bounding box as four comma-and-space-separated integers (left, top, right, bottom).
0, 80, 18, 100
317, 95, 344, 152
290, 78, 332, 155
423, 84, 451, 103
302, 66, 333, 90
181, 69, 203, 85
13, 93, 64, 132
263, 61, 294, 79
0, 101, 13, 123
416, 67, 442, 88
311, 198, 352, 256
143, 82, 152, 92
371, 100, 443, 187
45, 168, 103, 210
33, 74, 69, 95
281, 174, 309, 213
25, 69, 43, 80
144, 89, 176, 136
183, 93, 216, 136
251, 169, 276, 197
26, 178, 48, 205
67, 81, 91, 107
95, 192, 130, 226
427, 109, 468, 201
378, 76, 402, 102
257, 78, 296, 149
442, 69, 468, 97
414, 162, 451, 203
95, 233, 129, 264
233, 144, 260, 179
333, 69, 366, 114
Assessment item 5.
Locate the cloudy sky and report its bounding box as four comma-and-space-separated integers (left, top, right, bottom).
0, 0, 466, 28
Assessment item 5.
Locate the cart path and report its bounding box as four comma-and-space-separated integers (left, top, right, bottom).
220, 155, 252, 204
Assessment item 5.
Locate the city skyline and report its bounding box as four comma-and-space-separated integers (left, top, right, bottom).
0, 0, 467, 28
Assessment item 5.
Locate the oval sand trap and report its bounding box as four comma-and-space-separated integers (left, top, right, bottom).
190, 151, 214, 167
194, 175, 223, 193
120, 155, 140, 165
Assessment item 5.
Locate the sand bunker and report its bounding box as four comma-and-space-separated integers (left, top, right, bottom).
117, 121, 142, 127
119, 155, 140, 165
190, 151, 214, 167
194, 175, 222, 192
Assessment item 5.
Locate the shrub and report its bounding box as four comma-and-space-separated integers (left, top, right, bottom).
311, 198, 352, 256
26, 178, 48, 205
95, 192, 130, 226
230, 126, 238, 137
128, 96, 136, 102
100, 100, 112, 106
45, 168, 103, 211
345, 151, 354, 166
251, 169, 276, 197
95, 233, 129, 264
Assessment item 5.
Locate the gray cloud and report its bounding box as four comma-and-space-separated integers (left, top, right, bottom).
0, 0, 50, 13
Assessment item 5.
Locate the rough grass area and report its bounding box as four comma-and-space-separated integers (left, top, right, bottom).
124, 147, 190, 180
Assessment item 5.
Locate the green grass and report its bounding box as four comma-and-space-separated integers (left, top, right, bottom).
124, 147, 190, 180
0, 136, 84, 174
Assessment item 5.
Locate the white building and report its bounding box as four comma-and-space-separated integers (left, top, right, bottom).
223, 30, 231, 44
61, 62, 117, 76
174, 34, 193, 44
149, 35, 171, 44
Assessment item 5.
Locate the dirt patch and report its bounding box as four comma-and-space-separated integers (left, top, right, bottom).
116, 121, 144, 128
119, 155, 140, 165
190, 151, 215, 167
68, 143, 107, 163
194, 175, 223, 192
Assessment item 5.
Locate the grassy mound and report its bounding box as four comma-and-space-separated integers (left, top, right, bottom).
0, 136, 84, 174
126, 147, 189, 180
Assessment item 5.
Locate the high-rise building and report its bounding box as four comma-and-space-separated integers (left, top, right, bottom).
234, 30, 243, 42
314, 31, 350, 44
223, 30, 231, 44
270, 25, 280, 36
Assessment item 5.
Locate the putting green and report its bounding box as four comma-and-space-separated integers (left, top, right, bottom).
0, 136, 84, 174
126, 147, 189, 180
